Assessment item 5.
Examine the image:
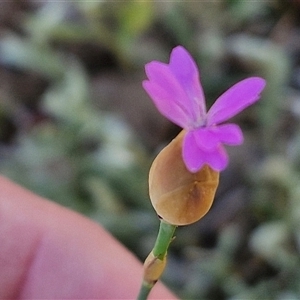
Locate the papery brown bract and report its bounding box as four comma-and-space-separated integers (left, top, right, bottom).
149, 131, 219, 226
143, 251, 167, 286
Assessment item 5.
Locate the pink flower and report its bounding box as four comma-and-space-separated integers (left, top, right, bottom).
143, 46, 266, 172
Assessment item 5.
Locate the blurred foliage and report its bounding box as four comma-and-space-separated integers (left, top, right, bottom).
1, 0, 300, 299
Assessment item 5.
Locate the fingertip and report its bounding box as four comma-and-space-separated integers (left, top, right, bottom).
0, 176, 177, 299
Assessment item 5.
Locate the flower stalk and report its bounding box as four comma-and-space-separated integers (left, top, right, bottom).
137, 221, 177, 300
138, 45, 266, 299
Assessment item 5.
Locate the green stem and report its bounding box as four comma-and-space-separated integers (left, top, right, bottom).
137, 221, 177, 300
153, 221, 177, 259
137, 281, 152, 300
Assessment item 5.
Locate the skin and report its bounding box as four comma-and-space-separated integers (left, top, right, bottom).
0, 176, 177, 299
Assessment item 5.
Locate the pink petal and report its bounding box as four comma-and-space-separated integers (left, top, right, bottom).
169, 46, 206, 123
202, 145, 228, 171
207, 77, 266, 126
190, 123, 243, 152
192, 127, 220, 151
143, 62, 193, 128
183, 131, 229, 172
182, 130, 206, 172
213, 123, 244, 145
143, 80, 190, 128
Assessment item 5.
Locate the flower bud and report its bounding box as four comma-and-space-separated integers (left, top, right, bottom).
143, 251, 167, 285
149, 130, 219, 226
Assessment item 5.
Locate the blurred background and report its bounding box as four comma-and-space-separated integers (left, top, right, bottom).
0, 1, 300, 299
